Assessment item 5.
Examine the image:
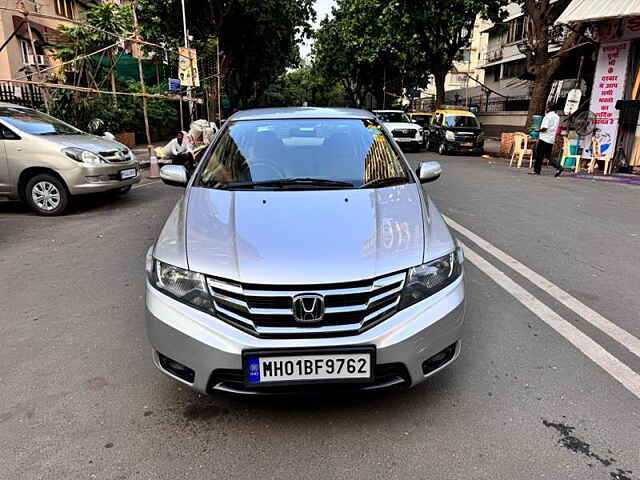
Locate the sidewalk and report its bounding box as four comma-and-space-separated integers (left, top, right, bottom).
132, 141, 168, 167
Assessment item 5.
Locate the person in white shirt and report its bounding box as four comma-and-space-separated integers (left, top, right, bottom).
166, 131, 194, 172
533, 103, 563, 177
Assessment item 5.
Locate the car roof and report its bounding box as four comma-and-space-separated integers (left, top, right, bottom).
436, 109, 475, 116
228, 107, 375, 121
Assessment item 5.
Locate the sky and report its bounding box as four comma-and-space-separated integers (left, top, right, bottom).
299, 0, 337, 58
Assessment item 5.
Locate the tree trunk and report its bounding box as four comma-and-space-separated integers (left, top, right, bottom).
433, 69, 447, 108
527, 67, 554, 127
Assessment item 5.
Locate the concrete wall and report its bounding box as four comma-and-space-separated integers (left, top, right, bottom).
477, 111, 528, 137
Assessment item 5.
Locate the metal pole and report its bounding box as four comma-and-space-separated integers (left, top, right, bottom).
216, 39, 222, 125
26, 21, 49, 113
181, 0, 193, 124
132, 4, 157, 178
383, 67, 386, 109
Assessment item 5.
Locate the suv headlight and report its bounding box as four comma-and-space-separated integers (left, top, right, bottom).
445, 130, 455, 142
62, 147, 105, 165
149, 259, 212, 310
399, 248, 463, 309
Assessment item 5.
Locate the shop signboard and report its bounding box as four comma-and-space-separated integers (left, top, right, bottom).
582, 41, 629, 158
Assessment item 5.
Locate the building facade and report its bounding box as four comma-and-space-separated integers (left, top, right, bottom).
421, 16, 491, 103
0, 1, 91, 82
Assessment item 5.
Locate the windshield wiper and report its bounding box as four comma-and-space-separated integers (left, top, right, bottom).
360, 176, 408, 189
220, 177, 354, 189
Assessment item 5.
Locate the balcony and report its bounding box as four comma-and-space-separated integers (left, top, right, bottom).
482, 48, 503, 66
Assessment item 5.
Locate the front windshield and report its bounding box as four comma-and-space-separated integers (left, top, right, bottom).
444, 115, 480, 128
0, 106, 82, 135
412, 114, 432, 127
375, 111, 411, 123
198, 118, 410, 189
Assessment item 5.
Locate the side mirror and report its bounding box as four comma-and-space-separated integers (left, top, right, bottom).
416, 161, 441, 183
160, 165, 188, 187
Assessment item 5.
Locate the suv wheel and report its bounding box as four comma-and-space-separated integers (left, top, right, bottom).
438, 143, 448, 155
25, 174, 69, 216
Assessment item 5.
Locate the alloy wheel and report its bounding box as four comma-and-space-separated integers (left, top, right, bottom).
31, 181, 61, 212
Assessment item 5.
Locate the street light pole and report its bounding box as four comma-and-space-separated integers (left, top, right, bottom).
180, 0, 193, 124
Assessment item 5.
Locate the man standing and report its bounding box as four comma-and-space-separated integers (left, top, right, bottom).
167, 131, 194, 171
532, 103, 563, 177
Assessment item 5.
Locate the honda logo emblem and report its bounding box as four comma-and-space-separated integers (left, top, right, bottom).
292, 294, 325, 323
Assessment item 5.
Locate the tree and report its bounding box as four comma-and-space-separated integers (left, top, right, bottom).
52, 1, 133, 102
392, 0, 507, 108
313, 0, 422, 108
262, 60, 346, 107
136, 0, 315, 110
516, 0, 590, 124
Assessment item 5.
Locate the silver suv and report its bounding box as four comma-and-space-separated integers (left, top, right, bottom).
146, 107, 464, 394
0, 103, 140, 215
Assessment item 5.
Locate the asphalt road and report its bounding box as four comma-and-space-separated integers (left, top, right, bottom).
1, 153, 639, 480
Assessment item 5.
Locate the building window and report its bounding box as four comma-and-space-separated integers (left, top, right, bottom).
55, 0, 74, 20
505, 16, 526, 44
502, 59, 527, 79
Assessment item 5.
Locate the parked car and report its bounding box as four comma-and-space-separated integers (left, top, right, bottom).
372, 109, 424, 152
425, 108, 484, 155
0, 103, 140, 215
146, 107, 465, 395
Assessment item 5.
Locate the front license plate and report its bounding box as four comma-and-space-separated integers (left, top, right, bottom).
462, 142, 474, 147
243, 348, 374, 385
120, 168, 137, 179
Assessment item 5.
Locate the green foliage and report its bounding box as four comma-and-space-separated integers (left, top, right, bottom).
262, 61, 346, 107
52, 1, 132, 64
136, 0, 316, 109
49, 82, 178, 140
312, 0, 428, 108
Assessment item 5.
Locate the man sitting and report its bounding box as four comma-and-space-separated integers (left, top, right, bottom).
166, 132, 195, 172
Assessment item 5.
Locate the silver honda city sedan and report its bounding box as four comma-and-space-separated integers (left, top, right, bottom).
145, 107, 465, 395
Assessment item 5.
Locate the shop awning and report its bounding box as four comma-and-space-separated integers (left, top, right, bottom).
556, 0, 640, 24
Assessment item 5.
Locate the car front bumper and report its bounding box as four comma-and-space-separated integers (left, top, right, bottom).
145, 274, 465, 395
394, 136, 423, 149
445, 140, 484, 153
64, 161, 142, 195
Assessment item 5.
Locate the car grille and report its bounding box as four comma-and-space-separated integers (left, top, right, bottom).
392, 129, 417, 139
453, 132, 477, 142
206, 271, 406, 338
99, 148, 133, 163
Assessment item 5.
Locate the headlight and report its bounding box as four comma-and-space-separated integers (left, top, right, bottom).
445, 130, 455, 142
62, 147, 105, 165
150, 260, 212, 310
399, 248, 463, 309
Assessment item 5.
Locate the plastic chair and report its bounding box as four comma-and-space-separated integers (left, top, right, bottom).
561, 138, 584, 173
509, 133, 533, 168
589, 137, 612, 175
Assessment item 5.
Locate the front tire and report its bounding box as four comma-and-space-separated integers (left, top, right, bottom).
438, 142, 448, 155
25, 174, 69, 216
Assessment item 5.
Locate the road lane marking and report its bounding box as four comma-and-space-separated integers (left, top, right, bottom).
445, 215, 640, 359
460, 241, 640, 400
133, 181, 161, 189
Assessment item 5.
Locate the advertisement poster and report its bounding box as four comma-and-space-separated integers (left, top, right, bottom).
178, 47, 200, 87
582, 41, 629, 158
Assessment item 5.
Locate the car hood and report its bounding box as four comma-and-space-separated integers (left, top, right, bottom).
41, 134, 127, 152
384, 122, 420, 130
184, 184, 425, 284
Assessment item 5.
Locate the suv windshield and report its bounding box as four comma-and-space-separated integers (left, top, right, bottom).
444, 115, 480, 128
375, 111, 411, 123
198, 118, 411, 190
0, 107, 82, 135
